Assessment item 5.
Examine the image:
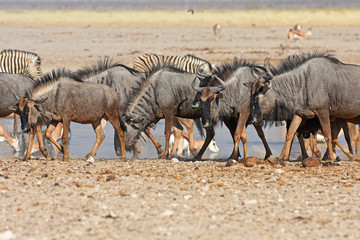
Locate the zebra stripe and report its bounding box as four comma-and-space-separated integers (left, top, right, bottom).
133, 53, 212, 75
0, 49, 43, 79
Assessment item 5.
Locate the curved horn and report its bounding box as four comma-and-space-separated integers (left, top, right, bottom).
210, 75, 226, 93
25, 88, 32, 101
191, 77, 204, 93
265, 66, 274, 80
251, 67, 260, 79
11, 90, 20, 101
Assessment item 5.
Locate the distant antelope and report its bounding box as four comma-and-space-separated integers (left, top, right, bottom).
285, 27, 312, 48
293, 24, 302, 31
213, 24, 221, 41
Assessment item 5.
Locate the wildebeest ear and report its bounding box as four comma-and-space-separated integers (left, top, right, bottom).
8, 105, 18, 111
34, 97, 48, 104
216, 93, 223, 99
243, 82, 253, 88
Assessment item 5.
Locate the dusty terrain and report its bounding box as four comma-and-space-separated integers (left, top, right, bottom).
1, 10, 360, 240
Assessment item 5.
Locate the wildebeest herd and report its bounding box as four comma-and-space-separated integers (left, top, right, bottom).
1, 49, 360, 163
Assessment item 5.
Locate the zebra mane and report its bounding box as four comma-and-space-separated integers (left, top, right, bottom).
1, 49, 41, 64
74, 56, 140, 80
269, 51, 343, 75
32, 68, 82, 97
213, 58, 258, 82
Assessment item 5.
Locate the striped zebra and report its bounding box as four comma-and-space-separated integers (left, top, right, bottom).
0, 49, 43, 79
133, 53, 213, 75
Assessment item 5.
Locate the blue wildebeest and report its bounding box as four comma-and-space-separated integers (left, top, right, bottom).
126, 65, 215, 159
191, 59, 272, 160
248, 52, 360, 161
15, 68, 127, 162
0, 73, 35, 151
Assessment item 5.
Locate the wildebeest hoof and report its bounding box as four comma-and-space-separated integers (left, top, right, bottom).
86, 156, 95, 163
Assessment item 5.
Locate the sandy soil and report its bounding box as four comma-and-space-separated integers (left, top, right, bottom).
1, 20, 360, 239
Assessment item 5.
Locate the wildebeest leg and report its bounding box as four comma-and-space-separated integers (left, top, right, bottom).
223, 117, 239, 157
331, 121, 354, 160
194, 127, 215, 160
36, 125, 49, 160
107, 114, 127, 162
23, 127, 36, 161
229, 112, 249, 160
169, 128, 182, 157
61, 119, 71, 161
314, 109, 335, 161
280, 114, 302, 161
45, 121, 63, 155
309, 134, 321, 158
145, 126, 163, 155
159, 112, 175, 159
177, 118, 197, 156
348, 123, 359, 154
253, 124, 272, 159
86, 119, 105, 160
13, 114, 19, 137
297, 133, 309, 159
342, 122, 353, 154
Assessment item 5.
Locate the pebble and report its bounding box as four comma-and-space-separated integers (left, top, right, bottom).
161, 209, 174, 217
0, 230, 16, 240
243, 157, 259, 167
244, 199, 257, 205
171, 158, 179, 163
302, 157, 320, 167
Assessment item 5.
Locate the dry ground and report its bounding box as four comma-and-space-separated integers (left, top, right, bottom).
1, 10, 360, 239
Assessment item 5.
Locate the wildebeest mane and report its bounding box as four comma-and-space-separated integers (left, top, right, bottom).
74, 56, 141, 80
127, 62, 188, 112
269, 51, 344, 75
213, 58, 257, 82
32, 68, 82, 97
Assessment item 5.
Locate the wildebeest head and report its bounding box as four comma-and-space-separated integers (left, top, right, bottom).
244, 66, 274, 124
192, 74, 225, 128
12, 89, 49, 133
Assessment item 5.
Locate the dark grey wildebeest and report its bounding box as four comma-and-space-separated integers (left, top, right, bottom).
191, 59, 272, 160
248, 52, 360, 161
0, 73, 35, 151
15, 68, 127, 162
127, 66, 215, 159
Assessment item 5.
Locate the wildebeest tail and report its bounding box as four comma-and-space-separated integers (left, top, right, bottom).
119, 114, 127, 132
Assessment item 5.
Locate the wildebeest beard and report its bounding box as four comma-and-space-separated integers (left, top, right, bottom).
262, 100, 293, 127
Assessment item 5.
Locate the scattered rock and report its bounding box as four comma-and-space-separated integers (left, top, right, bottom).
171, 158, 179, 163
243, 157, 259, 167
106, 174, 116, 181
75, 181, 83, 188
302, 157, 320, 168
225, 159, 237, 167
86, 156, 95, 163
161, 209, 174, 217
0, 230, 16, 240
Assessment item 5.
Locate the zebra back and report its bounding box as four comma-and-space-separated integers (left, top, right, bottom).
0, 49, 43, 79
133, 53, 212, 75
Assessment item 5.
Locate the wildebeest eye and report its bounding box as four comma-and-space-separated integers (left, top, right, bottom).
258, 86, 264, 93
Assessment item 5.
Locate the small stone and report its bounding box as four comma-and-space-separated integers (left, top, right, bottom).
171, 158, 179, 163
184, 195, 192, 200
243, 157, 259, 167
75, 181, 83, 188
106, 174, 116, 181
225, 159, 237, 167
161, 209, 174, 217
302, 157, 320, 167
0, 230, 16, 240
244, 199, 257, 205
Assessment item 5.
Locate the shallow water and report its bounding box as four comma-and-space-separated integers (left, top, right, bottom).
0, 117, 350, 161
